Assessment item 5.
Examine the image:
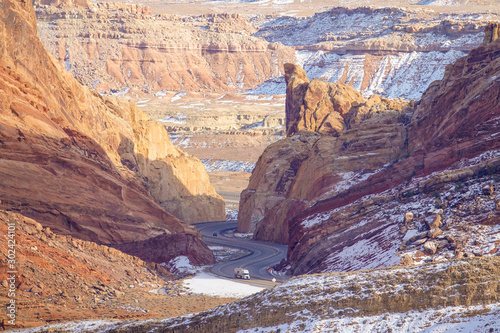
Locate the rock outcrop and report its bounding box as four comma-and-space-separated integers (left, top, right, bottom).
0, 210, 233, 328
237, 133, 319, 237
284, 62, 410, 137
60, 257, 500, 332
0, 0, 222, 264
238, 63, 411, 241
239, 23, 500, 271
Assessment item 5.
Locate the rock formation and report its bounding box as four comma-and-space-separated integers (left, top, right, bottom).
237, 133, 319, 238
0, 0, 223, 264
483, 22, 500, 44
34, 2, 295, 95
58, 256, 500, 332
0, 210, 234, 328
254, 6, 500, 100
239, 23, 500, 274
238, 63, 411, 240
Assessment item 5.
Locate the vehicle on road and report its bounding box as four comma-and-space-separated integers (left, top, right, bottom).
234, 267, 250, 279
213, 232, 218, 236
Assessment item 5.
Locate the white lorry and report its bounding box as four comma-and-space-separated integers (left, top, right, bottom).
234, 267, 250, 280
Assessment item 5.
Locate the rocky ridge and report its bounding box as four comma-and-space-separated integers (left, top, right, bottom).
0, 0, 223, 264
238, 23, 500, 275
0, 210, 234, 328
27, 256, 500, 332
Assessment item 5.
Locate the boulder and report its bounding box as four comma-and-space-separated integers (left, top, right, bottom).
400, 254, 414, 266
404, 212, 414, 224
427, 227, 443, 239
482, 184, 494, 196
423, 241, 437, 255
428, 214, 443, 230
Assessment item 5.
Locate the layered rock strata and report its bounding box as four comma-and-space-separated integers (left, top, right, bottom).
254, 6, 500, 100
239, 24, 500, 274
238, 64, 411, 240
0, 0, 222, 264
35, 1, 295, 95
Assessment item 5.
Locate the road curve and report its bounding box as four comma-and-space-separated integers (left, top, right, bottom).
194, 221, 289, 284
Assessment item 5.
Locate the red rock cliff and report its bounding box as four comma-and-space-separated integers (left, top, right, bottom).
0, 0, 221, 264
239, 23, 500, 274
238, 63, 410, 241
288, 23, 500, 274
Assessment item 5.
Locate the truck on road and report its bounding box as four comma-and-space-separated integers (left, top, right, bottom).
234, 268, 250, 279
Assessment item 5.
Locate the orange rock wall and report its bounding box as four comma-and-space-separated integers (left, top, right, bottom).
0, 0, 221, 264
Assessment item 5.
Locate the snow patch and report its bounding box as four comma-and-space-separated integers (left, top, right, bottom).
170, 92, 187, 102
162, 256, 199, 276
159, 114, 187, 124
184, 272, 264, 298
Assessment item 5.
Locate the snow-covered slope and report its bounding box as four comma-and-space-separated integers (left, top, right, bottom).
202, 159, 256, 173
249, 7, 498, 100
23, 257, 500, 332
254, 8, 487, 49
251, 49, 468, 99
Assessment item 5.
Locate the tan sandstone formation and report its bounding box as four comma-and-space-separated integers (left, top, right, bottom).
0, 0, 223, 264
238, 63, 411, 241
483, 22, 500, 44
34, 2, 295, 95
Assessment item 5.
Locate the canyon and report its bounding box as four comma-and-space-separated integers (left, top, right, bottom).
1, 0, 500, 330
34, 0, 500, 209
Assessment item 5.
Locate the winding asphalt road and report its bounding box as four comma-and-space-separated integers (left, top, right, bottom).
194, 221, 289, 286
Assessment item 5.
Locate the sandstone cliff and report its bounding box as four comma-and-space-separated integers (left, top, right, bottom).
239, 23, 500, 273
238, 64, 411, 240
35, 2, 295, 95
0, 0, 223, 264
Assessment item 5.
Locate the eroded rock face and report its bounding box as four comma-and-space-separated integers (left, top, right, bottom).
239, 64, 410, 242
284, 63, 365, 136
483, 22, 500, 44
35, 2, 295, 95
0, 0, 221, 264
237, 133, 319, 236
240, 24, 500, 271
287, 25, 500, 274
284, 62, 410, 137
408, 25, 500, 170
